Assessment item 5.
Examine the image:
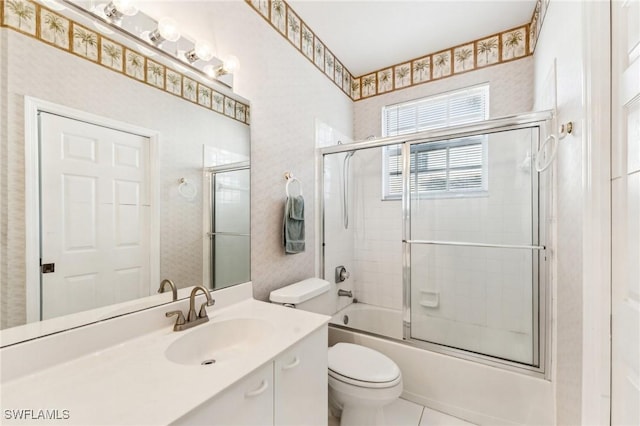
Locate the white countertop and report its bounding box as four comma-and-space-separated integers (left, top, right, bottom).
1, 297, 329, 425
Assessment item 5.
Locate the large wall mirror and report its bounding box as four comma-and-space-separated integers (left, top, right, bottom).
0, 0, 251, 345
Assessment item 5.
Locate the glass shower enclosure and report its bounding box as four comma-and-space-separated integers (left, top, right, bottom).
321, 112, 552, 374
208, 162, 251, 290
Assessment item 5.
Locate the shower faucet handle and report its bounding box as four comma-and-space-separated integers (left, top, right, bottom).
335, 266, 350, 283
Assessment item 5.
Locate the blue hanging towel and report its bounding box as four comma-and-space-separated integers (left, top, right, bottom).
283, 195, 305, 254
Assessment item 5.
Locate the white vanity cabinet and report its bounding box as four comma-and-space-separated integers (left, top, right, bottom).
172, 362, 274, 426
172, 326, 328, 426
274, 327, 328, 425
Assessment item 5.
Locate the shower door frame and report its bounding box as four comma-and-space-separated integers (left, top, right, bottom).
206, 161, 251, 290
319, 111, 554, 378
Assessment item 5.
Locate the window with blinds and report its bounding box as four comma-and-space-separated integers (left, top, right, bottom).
382, 85, 489, 199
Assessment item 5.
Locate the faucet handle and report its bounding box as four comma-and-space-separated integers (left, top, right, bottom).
166, 310, 186, 325
199, 299, 215, 318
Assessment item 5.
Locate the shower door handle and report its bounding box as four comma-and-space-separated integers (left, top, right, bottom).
405, 240, 545, 250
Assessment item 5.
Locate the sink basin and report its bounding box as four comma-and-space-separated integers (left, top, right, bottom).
165, 318, 274, 366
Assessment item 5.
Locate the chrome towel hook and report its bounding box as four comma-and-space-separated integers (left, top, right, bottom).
558, 121, 573, 140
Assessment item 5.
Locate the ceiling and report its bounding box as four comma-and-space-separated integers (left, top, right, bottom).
288, 0, 537, 76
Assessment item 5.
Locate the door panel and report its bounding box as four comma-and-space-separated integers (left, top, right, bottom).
39, 113, 151, 319
612, 1, 640, 424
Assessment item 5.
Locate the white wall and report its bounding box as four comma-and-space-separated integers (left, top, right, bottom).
0, 29, 248, 328
533, 1, 612, 424
136, 1, 354, 302
533, 2, 584, 424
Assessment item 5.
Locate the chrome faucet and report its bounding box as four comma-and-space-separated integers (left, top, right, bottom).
338, 289, 353, 298
166, 286, 216, 332
158, 279, 177, 301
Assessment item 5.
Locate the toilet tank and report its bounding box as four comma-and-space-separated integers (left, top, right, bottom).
269, 278, 332, 315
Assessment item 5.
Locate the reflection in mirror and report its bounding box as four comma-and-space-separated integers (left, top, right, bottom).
207, 163, 251, 290
0, 0, 251, 346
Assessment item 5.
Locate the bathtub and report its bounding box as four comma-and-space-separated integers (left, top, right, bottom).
330, 303, 403, 340
328, 305, 554, 426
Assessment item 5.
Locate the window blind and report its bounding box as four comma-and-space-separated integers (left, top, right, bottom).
382, 85, 489, 199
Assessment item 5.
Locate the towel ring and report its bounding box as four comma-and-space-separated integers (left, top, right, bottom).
285, 177, 303, 197
535, 134, 558, 172
178, 178, 197, 200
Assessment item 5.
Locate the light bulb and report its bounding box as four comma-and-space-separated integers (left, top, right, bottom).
203, 64, 219, 79
222, 55, 239, 73
103, 0, 137, 21
113, 0, 137, 16
157, 17, 180, 42
194, 41, 215, 62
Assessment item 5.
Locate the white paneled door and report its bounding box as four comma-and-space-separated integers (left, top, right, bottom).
612, 0, 640, 424
39, 113, 151, 320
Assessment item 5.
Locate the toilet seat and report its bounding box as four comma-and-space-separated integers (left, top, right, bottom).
328, 368, 402, 389
328, 343, 401, 389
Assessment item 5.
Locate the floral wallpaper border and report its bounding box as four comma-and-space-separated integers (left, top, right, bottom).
246, 0, 551, 102
246, 0, 354, 99
1, 0, 251, 125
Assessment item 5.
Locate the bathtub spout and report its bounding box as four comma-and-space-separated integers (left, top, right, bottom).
338, 289, 353, 298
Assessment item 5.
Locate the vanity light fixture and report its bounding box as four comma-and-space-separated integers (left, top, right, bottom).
184, 41, 215, 63
103, 0, 138, 22
72, 0, 239, 88
146, 17, 180, 45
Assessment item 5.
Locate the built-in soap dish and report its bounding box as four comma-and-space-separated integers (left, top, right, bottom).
419, 290, 439, 308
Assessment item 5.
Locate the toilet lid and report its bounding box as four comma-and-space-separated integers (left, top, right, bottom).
328, 343, 400, 383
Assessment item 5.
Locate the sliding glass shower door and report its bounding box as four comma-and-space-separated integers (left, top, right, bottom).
320, 113, 551, 373
406, 127, 543, 366
210, 165, 250, 290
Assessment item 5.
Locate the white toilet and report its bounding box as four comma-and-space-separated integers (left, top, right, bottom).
270, 278, 403, 426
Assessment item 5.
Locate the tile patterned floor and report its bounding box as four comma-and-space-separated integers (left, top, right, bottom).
328, 398, 477, 426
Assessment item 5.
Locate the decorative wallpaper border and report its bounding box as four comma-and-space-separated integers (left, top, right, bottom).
246, 0, 354, 99
1, 0, 251, 125
529, 0, 551, 54
351, 24, 530, 101
246, 0, 551, 102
